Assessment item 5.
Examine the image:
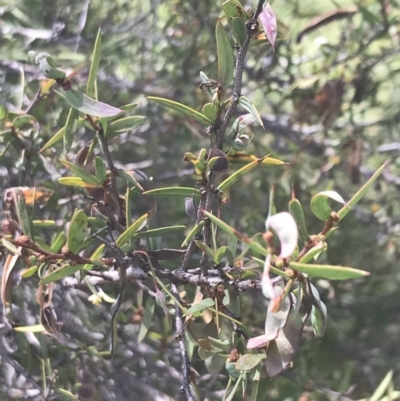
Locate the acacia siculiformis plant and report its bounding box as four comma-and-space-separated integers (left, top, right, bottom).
0, 1, 387, 400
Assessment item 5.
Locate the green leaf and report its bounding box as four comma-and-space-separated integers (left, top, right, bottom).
218, 159, 260, 191
236, 354, 266, 371
60, 159, 102, 186
289, 199, 309, 244
60, 88, 122, 117
63, 107, 79, 152
310, 191, 345, 221
83, 244, 105, 270
40, 127, 65, 153
195, 240, 215, 259
134, 225, 186, 238
39, 55, 66, 79
185, 298, 215, 315
116, 212, 148, 247
51, 232, 66, 253
238, 96, 264, 128
298, 241, 327, 263
117, 170, 144, 192
106, 116, 146, 139
147, 96, 212, 125
87, 27, 102, 99
214, 246, 228, 264
222, 0, 247, 21
138, 296, 155, 343
370, 370, 393, 401
32, 220, 56, 229
250, 367, 261, 401
216, 20, 235, 89
94, 156, 107, 183
201, 103, 218, 122
67, 209, 88, 254
125, 186, 135, 250
58, 177, 102, 188
309, 284, 327, 337
56, 388, 78, 400
40, 264, 83, 284
337, 161, 387, 221
202, 211, 268, 257
13, 114, 36, 129
181, 220, 205, 247
143, 187, 201, 197
230, 17, 246, 45
21, 265, 39, 278
110, 294, 122, 355
9, 188, 32, 238
227, 153, 284, 165
289, 261, 369, 280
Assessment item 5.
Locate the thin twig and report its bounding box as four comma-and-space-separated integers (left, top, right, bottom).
96, 124, 123, 224
171, 284, 194, 401
217, 0, 266, 149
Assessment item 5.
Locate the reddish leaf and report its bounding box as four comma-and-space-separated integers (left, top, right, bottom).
259, 2, 277, 50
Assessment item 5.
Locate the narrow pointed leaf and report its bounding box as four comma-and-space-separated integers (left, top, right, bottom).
94, 156, 107, 183
58, 177, 102, 188
143, 187, 201, 197
181, 220, 205, 247
238, 96, 264, 128
147, 96, 212, 125
309, 284, 327, 337
60, 88, 122, 117
185, 298, 215, 315
289, 261, 369, 280
40, 265, 83, 285
117, 170, 144, 191
218, 159, 260, 191
202, 211, 268, 257
310, 190, 345, 221
337, 161, 387, 221
116, 213, 148, 247
227, 153, 284, 165
63, 107, 79, 152
370, 370, 394, 401
106, 116, 146, 139
298, 241, 327, 263
216, 20, 235, 89
32, 220, 56, 228
67, 209, 88, 254
214, 246, 228, 264
87, 27, 102, 98
110, 294, 122, 355
134, 226, 186, 239
10, 188, 32, 238
195, 240, 215, 259
138, 296, 156, 343
289, 199, 309, 244
60, 159, 102, 186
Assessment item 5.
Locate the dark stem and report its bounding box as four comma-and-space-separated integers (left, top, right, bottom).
171, 284, 195, 401
97, 125, 123, 223
217, 0, 265, 149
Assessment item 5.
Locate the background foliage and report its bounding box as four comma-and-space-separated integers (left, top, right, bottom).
0, 0, 400, 400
